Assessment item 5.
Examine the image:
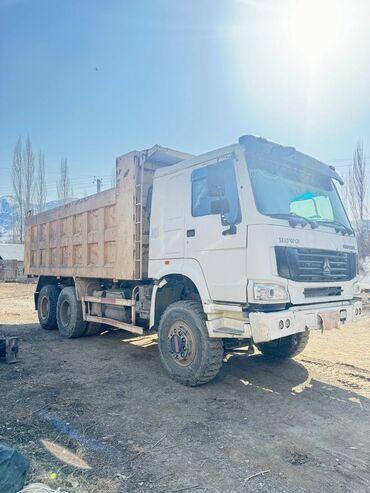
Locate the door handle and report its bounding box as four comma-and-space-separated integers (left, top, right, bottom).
186, 229, 195, 237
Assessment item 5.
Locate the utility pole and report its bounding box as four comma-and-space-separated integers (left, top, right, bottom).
93, 177, 103, 193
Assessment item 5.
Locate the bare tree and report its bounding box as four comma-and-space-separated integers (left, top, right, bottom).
35, 151, 47, 213
10, 206, 21, 243
11, 137, 24, 242
346, 139, 369, 262
56, 158, 71, 204
23, 135, 35, 217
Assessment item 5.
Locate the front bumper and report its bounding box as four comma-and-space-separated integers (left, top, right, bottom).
248, 299, 362, 343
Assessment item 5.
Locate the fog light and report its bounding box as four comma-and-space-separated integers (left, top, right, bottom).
285, 319, 291, 328
279, 320, 284, 329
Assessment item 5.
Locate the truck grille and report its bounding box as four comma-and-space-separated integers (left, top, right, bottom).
304, 286, 343, 298
275, 247, 357, 282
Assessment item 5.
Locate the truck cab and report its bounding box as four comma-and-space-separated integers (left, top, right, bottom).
149, 135, 361, 372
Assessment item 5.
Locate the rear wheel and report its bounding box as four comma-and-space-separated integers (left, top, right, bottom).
257, 331, 309, 359
158, 301, 224, 386
37, 284, 60, 330
56, 286, 86, 338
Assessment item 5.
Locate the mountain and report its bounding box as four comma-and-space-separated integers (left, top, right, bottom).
0, 195, 76, 242
0, 196, 16, 240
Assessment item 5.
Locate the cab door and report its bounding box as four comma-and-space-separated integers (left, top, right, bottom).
184, 156, 247, 303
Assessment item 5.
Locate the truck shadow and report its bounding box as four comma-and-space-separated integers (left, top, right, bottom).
113, 330, 311, 394
2, 323, 369, 410
218, 351, 370, 411
222, 352, 310, 393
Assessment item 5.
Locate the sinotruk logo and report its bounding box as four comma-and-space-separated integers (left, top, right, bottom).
323, 258, 331, 276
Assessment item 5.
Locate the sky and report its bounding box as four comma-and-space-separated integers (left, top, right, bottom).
0, 0, 369, 200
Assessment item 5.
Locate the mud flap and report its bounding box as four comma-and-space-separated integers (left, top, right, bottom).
318, 312, 340, 332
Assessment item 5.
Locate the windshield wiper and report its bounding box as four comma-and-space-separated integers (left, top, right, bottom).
316, 219, 353, 235
268, 213, 318, 229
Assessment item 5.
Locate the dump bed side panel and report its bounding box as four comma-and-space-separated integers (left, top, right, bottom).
24, 186, 132, 279
24, 151, 139, 280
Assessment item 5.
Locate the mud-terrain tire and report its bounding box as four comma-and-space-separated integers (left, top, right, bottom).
83, 322, 103, 337
257, 331, 309, 359
37, 284, 60, 330
158, 301, 224, 386
56, 286, 86, 338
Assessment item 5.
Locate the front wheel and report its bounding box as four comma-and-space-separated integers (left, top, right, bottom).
158, 301, 224, 386
257, 331, 309, 359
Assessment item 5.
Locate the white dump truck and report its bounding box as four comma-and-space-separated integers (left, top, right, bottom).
25, 135, 362, 385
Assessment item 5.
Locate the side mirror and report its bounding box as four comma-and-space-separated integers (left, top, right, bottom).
210, 198, 230, 215
207, 165, 225, 197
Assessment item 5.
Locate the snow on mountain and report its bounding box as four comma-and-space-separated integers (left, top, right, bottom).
0, 196, 16, 240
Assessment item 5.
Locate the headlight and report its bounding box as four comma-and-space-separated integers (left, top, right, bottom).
253, 283, 288, 302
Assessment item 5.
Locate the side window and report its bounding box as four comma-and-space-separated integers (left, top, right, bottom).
191, 167, 212, 217
191, 159, 241, 224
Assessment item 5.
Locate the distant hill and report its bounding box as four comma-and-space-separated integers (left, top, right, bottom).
0, 196, 16, 240
0, 195, 76, 241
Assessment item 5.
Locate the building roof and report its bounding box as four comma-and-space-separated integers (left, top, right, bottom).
0, 243, 24, 261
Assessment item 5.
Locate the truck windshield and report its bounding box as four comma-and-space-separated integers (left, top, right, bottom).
248, 158, 352, 231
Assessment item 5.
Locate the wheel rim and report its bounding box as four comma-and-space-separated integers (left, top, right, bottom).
167, 320, 196, 367
60, 300, 72, 326
40, 295, 49, 320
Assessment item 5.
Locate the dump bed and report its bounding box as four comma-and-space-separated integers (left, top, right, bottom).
24, 145, 191, 280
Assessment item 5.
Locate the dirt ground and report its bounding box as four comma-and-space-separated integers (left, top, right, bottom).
0, 283, 369, 493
